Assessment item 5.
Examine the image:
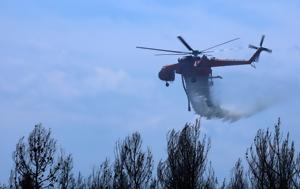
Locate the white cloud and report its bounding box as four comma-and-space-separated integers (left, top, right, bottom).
84, 67, 132, 93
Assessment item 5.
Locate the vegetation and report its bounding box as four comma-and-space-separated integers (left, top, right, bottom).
1, 118, 300, 189
246, 119, 300, 189
157, 120, 217, 189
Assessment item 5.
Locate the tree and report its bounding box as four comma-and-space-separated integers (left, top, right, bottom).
157, 120, 216, 189
19, 172, 34, 189
246, 118, 300, 189
74, 173, 87, 189
59, 154, 75, 189
113, 152, 129, 189
148, 178, 158, 189
201, 162, 218, 189
113, 132, 154, 189
0, 184, 6, 189
12, 123, 61, 189
227, 159, 248, 189
87, 159, 113, 189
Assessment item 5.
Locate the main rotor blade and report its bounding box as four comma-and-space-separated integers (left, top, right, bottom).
200, 37, 240, 52
249, 44, 258, 49
177, 36, 194, 51
265, 48, 272, 53
136, 46, 189, 54
261, 47, 272, 53
201, 50, 214, 53
213, 47, 243, 52
155, 53, 190, 56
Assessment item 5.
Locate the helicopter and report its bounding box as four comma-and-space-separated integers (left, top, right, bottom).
136, 35, 272, 111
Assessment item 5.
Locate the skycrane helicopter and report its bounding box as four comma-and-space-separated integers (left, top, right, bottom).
136, 35, 272, 111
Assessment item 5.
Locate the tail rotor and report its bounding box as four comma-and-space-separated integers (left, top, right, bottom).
249, 35, 272, 62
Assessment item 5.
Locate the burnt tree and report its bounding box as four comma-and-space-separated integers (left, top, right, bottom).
246, 118, 300, 189
87, 159, 113, 189
74, 173, 87, 189
59, 154, 75, 189
227, 159, 248, 189
12, 124, 61, 188
113, 132, 153, 189
157, 120, 216, 189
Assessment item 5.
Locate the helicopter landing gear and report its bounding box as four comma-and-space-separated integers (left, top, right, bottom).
165, 82, 169, 87
181, 76, 191, 111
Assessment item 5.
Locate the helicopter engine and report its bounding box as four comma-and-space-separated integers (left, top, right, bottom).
158, 67, 175, 87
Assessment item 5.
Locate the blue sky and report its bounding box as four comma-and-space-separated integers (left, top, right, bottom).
1, 0, 300, 182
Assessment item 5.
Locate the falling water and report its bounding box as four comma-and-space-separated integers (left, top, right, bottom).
184, 75, 267, 122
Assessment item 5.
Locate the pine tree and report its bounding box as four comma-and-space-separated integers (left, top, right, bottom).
113, 132, 153, 189
157, 120, 216, 189
246, 119, 300, 189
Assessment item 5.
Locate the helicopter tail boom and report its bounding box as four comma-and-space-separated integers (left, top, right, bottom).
207, 35, 271, 67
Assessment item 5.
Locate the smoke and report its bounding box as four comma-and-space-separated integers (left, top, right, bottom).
184, 76, 270, 122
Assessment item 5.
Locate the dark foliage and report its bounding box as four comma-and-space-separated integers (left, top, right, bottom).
59, 154, 75, 189
11, 123, 74, 189
157, 120, 217, 189
74, 173, 86, 189
246, 118, 300, 189
2, 118, 300, 189
12, 123, 60, 188
113, 132, 154, 189
113, 155, 129, 189
227, 159, 248, 189
0, 184, 6, 189
19, 172, 34, 189
87, 159, 113, 189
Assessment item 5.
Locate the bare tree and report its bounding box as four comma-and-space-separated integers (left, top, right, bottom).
157, 120, 215, 189
87, 159, 113, 189
8, 169, 17, 189
113, 132, 154, 189
12, 123, 61, 189
201, 162, 218, 189
59, 154, 75, 189
227, 159, 248, 189
74, 173, 87, 189
246, 118, 300, 189
113, 152, 129, 189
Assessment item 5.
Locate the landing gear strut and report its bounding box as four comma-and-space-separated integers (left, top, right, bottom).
181, 75, 191, 111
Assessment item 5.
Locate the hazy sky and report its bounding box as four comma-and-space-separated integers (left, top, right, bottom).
1, 0, 300, 182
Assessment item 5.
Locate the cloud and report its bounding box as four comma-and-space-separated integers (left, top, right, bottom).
0, 66, 154, 99
83, 67, 139, 95
0, 0, 300, 183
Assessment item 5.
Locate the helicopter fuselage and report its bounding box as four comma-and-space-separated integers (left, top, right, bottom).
158, 56, 212, 83
138, 35, 271, 111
